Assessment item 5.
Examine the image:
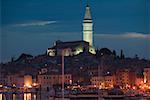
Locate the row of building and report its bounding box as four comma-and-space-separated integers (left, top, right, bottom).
1, 67, 150, 91
91, 68, 150, 90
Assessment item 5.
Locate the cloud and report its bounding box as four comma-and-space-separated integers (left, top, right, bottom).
122, 32, 150, 39
95, 32, 150, 39
14, 20, 57, 27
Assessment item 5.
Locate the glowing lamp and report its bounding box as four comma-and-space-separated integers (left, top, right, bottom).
24, 75, 32, 88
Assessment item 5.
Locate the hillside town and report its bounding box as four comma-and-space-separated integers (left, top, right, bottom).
1, 1, 150, 100
0, 42, 150, 99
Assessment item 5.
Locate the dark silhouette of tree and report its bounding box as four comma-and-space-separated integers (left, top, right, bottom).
120, 49, 125, 59
113, 50, 116, 57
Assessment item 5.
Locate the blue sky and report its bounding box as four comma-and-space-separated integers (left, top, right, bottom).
1, 0, 150, 62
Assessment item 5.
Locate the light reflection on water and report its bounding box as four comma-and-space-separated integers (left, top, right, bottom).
0, 93, 36, 100
0, 93, 2, 100
24, 93, 31, 100
33, 94, 36, 100
0, 93, 149, 100
13, 94, 16, 100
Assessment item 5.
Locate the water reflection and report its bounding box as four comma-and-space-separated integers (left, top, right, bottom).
33, 94, 36, 100
24, 93, 31, 100
0, 93, 37, 100
13, 94, 16, 100
0, 93, 148, 100
0, 93, 2, 100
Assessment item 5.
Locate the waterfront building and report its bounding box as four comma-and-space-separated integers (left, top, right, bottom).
37, 73, 72, 90
90, 76, 105, 89
7, 74, 24, 87
104, 75, 115, 89
90, 75, 115, 89
24, 75, 33, 87
135, 75, 144, 86
0, 71, 6, 85
144, 68, 150, 84
116, 69, 136, 88
6, 74, 33, 88
129, 71, 136, 86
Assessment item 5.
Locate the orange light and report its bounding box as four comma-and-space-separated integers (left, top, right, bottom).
140, 81, 143, 84
13, 84, 16, 87
148, 86, 150, 89
0, 94, 2, 100
32, 83, 37, 87
24, 82, 32, 88
69, 80, 72, 84
132, 86, 136, 90
24, 75, 32, 88
110, 85, 114, 88
0, 85, 3, 88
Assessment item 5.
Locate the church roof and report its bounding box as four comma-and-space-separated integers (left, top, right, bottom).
48, 40, 89, 49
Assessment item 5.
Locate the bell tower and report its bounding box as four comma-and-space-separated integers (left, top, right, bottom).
83, 3, 93, 46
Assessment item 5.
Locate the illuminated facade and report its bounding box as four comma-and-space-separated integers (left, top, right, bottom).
144, 68, 150, 84
24, 75, 33, 87
83, 4, 93, 46
47, 3, 96, 55
135, 76, 144, 86
37, 73, 72, 90
0, 70, 5, 85
90, 76, 105, 89
90, 75, 115, 89
47, 40, 89, 56
116, 69, 136, 88
6, 74, 32, 87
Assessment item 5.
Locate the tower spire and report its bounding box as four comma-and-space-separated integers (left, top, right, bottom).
84, 1, 92, 20
83, 1, 93, 46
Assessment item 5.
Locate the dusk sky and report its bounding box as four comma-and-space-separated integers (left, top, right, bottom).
1, 0, 150, 62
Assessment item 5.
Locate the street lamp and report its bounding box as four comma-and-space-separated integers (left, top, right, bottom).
61, 49, 65, 100
39, 84, 41, 100
98, 54, 104, 100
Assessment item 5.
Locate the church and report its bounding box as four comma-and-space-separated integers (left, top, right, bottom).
47, 3, 95, 56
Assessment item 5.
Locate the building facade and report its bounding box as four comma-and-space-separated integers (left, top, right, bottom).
144, 68, 150, 84
47, 3, 96, 56
47, 40, 90, 56
90, 75, 115, 89
116, 69, 136, 88
7, 74, 24, 87
37, 73, 72, 90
